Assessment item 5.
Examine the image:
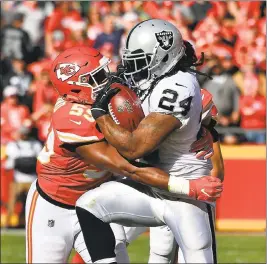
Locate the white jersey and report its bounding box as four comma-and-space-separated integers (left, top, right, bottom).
142, 71, 212, 184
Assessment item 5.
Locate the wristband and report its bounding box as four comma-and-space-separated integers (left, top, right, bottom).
168, 176, 189, 195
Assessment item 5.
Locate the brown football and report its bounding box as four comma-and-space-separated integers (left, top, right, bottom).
108, 83, 145, 132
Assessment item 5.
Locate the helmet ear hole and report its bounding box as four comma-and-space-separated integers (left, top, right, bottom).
162, 54, 169, 62
71, 89, 81, 94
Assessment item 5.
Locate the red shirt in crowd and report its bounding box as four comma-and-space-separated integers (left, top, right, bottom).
1, 102, 31, 144
240, 95, 266, 129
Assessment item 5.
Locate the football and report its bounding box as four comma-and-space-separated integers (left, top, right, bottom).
108, 83, 145, 132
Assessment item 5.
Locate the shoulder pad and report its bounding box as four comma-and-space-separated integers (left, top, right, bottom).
53, 100, 104, 144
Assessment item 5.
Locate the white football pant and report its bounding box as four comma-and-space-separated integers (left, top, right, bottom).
125, 225, 177, 263
77, 181, 217, 263
25, 180, 129, 263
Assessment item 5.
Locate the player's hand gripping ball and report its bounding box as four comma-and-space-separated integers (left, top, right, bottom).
108, 83, 145, 132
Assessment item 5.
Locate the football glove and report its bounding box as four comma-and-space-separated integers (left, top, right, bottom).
91, 86, 120, 120
189, 176, 223, 201
168, 175, 223, 202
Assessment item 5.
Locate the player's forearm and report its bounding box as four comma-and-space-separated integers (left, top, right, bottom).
96, 115, 145, 160
122, 164, 169, 190
210, 141, 224, 182
211, 167, 224, 182
77, 143, 223, 201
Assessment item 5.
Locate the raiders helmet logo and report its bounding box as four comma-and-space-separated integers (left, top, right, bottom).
56, 63, 80, 81
155, 31, 173, 50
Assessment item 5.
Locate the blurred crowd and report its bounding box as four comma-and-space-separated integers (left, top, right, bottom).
0, 1, 266, 227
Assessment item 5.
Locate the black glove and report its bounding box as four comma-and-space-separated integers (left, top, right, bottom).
91, 84, 120, 120
107, 64, 126, 85
91, 66, 126, 120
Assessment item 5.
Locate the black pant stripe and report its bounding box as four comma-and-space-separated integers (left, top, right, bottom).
207, 204, 217, 264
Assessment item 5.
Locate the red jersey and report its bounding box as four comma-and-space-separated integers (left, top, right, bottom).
1, 102, 31, 144
240, 96, 266, 129
37, 98, 112, 206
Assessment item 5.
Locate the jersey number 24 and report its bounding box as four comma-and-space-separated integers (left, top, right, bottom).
158, 89, 193, 116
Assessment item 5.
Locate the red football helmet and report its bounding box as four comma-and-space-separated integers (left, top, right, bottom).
50, 46, 110, 104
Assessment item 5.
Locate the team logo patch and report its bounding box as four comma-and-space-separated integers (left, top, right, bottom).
155, 31, 173, 50
48, 219, 55, 227
56, 63, 80, 81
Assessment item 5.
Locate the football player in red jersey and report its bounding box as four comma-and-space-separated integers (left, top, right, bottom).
25, 46, 221, 263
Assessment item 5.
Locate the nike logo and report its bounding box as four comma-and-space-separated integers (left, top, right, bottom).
175, 83, 186, 88
70, 120, 82, 125
201, 188, 211, 197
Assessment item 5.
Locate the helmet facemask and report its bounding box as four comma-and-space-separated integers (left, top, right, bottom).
122, 47, 159, 90
122, 43, 185, 92
67, 56, 111, 101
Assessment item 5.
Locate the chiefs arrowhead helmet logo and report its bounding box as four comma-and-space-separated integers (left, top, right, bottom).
56, 63, 80, 81
155, 30, 173, 51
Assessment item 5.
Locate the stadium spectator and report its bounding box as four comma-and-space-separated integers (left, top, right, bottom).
188, 1, 213, 29
220, 54, 239, 75
233, 60, 266, 97
2, 57, 33, 109
1, 86, 31, 144
64, 17, 92, 49
12, 1, 47, 61
93, 15, 124, 56
1, 12, 32, 63
0, 1, 265, 146
86, 8, 104, 44
201, 58, 240, 144
44, 2, 82, 57
110, 1, 122, 17
119, 12, 139, 56
99, 43, 118, 72
239, 77, 266, 144
5, 126, 42, 227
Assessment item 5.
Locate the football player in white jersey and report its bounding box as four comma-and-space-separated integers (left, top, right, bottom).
124, 88, 224, 264
76, 19, 223, 264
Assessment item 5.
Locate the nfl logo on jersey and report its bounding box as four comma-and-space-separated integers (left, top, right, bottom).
48, 220, 55, 227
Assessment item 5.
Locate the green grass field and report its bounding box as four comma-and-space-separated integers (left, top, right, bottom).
1, 231, 265, 263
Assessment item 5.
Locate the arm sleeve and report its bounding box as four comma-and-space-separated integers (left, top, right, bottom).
53, 104, 105, 145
